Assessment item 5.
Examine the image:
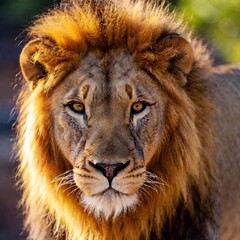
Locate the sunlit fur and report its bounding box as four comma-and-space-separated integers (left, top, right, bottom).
81, 190, 139, 220
16, 0, 216, 239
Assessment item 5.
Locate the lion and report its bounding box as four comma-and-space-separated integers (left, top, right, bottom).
16, 0, 240, 239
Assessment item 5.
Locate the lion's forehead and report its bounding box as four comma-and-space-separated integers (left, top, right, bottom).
67, 50, 145, 88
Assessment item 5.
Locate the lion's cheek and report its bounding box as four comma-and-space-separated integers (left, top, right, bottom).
52, 108, 88, 163
137, 112, 163, 165
140, 129, 161, 165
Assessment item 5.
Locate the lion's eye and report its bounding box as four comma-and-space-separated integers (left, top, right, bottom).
131, 101, 147, 114
67, 102, 85, 114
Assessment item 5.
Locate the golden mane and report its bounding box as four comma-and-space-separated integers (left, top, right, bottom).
17, 0, 216, 239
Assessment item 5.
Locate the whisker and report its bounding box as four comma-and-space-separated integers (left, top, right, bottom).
145, 173, 160, 180
52, 170, 73, 182
54, 174, 73, 182
67, 187, 80, 196
146, 171, 169, 186
63, 184, 78, 194
57, 180, 75, 192
52, 170, 75, 192
141, 171, 169, 194
58, 180, 75, 188
145, 178, 161, 185
139, 186, 151, 198
52, 172, 73, 185
143, 182, 159, 193
57, 178, 74, 192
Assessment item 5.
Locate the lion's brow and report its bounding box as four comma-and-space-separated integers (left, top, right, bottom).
125, 84, 133, 99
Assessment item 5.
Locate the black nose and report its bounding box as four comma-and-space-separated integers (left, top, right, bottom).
89, 161, 130, 183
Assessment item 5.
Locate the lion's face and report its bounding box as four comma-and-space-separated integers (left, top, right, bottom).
51, 50, 166, 219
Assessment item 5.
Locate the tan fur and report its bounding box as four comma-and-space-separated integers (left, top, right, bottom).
16, 0, 240, 239
208, 65, 240, 240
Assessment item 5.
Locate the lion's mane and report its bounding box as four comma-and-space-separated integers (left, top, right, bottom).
17, 0, 217, 239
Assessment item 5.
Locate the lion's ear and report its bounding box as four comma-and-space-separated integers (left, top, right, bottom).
160, 34, 194, 86
20, 39, 47, 89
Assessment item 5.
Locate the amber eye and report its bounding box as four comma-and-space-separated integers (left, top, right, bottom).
67, 102, 85, 114
131, 101, 147, 114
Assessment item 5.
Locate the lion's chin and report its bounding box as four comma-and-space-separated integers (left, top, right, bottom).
81, 189, 138, 220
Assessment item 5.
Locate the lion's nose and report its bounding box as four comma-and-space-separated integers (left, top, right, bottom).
89, 161, 130, 183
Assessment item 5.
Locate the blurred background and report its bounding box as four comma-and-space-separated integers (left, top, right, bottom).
0, 0, 239, 239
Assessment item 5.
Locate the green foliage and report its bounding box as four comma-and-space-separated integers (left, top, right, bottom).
0, 0, 57, 25
175, 0, 240, 63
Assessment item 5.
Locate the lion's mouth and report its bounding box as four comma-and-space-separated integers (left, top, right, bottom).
80, 188, 138, 220
91, 188, 130, 197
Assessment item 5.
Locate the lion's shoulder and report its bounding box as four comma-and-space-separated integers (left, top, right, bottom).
209, 63, 240, 238
209, 63, 240, 166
